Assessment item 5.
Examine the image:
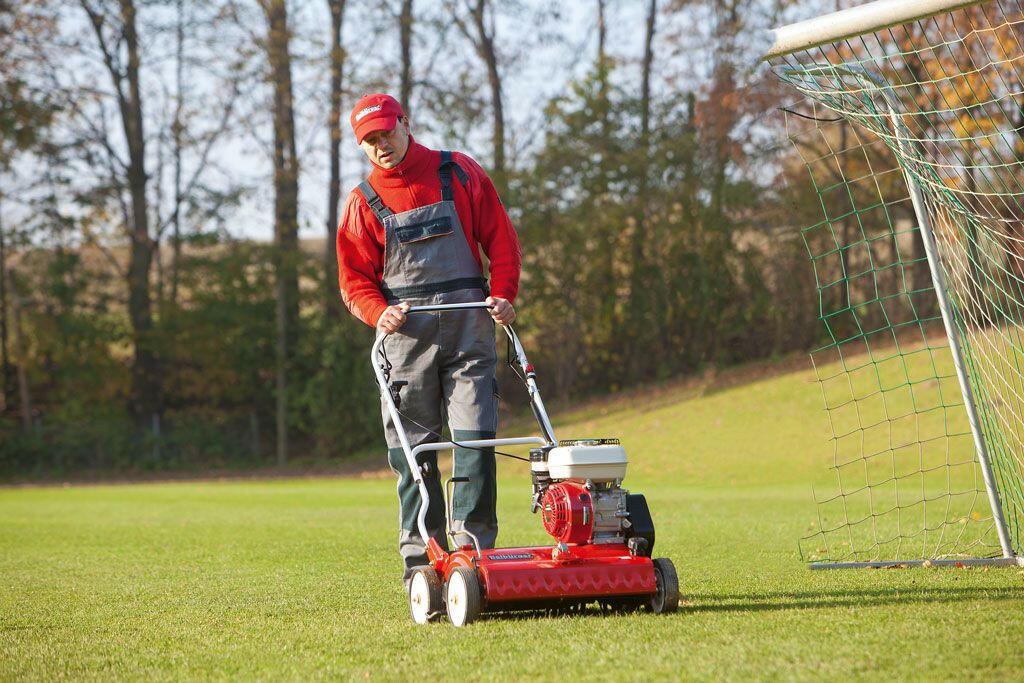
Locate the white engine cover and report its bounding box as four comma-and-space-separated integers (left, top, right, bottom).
546, 443, 628, 483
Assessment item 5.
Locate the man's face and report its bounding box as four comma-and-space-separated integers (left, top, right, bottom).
359, 118, 411, 169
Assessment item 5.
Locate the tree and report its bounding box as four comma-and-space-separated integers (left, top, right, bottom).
324, 0, 347, 317
452, 0, 506, 189
259, 0, 300, 465
11, 0, 240, 431
79, 0, 161, 422
0, 1, 57, 416
6, 272, 33, 430
399, 0, 414, 111
517, 68, 633, 393
624, 0, 657, 370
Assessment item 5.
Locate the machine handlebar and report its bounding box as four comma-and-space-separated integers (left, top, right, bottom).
371, 299, 559, 448
405, 301, 492, 313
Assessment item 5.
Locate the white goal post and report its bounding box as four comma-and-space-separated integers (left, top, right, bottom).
762, 0, 1024, 568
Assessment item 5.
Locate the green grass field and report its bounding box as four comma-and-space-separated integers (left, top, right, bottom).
3, 354, 1024, 680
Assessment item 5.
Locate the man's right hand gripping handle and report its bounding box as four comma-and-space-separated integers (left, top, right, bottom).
376, 302, 410, 334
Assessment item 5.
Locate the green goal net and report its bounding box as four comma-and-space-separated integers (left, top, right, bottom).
769, 0, 1024, 565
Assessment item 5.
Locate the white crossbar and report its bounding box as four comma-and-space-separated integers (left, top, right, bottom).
410, 437, 546, 457
762, 0, 985, 59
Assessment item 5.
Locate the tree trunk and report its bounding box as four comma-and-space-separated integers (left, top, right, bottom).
627, 0, 657, 362
263, 0, 301, 465
122, 0, 160, 421
7, 275, 32, 431
84, 0, 161, 421
468, 0, 505, 189
170, 0, 185, 306
0, 193, 9, 413
81, 0, 160, 420
901, 43, 939, 316
399, 0, 414, 112
596, 0, 611, 149
325, 0, 347, 318
596, 0, 616, 344
838, 120, 852, 320
639, 0, 655, 155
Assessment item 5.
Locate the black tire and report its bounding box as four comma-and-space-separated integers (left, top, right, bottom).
445, 567, 482, 627
649, 558, 680, 614
408, 566, 443, 624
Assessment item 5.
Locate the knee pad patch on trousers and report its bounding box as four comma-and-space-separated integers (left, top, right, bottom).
450, 429, 497, 524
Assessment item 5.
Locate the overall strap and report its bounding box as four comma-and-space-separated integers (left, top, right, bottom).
357, 180, 393, 223
438, 150, 470, 202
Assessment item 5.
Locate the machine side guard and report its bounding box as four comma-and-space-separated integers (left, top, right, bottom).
626, 494, 656, 557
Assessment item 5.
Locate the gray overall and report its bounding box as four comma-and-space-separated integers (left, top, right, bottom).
358, 152, 499, 579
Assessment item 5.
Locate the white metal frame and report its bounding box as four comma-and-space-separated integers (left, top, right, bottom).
761, 0, 985, 60
371, 301, 557, 555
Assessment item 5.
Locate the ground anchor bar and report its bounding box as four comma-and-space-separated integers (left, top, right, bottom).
810, 557, 1024, 570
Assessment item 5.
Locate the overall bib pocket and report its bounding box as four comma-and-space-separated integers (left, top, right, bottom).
394, 216, 453, 243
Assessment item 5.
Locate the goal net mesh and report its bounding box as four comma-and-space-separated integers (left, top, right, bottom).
772, 0, 1024, 563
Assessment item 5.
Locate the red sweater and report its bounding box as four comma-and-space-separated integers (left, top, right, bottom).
336, 140, 522, 327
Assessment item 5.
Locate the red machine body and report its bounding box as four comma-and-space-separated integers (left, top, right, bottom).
427, 539, 656, 607
424, 472, 662, 613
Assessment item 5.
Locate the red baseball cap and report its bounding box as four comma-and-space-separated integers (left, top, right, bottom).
350, 93, 405, 143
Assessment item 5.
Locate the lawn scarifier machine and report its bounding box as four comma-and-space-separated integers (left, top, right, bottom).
372, 301, 679, 626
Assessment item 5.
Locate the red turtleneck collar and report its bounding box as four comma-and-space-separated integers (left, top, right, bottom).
368, 136, 435, 188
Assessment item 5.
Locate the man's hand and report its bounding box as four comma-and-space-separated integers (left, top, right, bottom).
376, 302, 410, 334
486, 296, 515, 325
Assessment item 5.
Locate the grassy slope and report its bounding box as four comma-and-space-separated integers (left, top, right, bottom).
2, 356, 1024, 681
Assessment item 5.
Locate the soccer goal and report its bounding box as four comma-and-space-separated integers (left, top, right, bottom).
763, 0, 1024, 568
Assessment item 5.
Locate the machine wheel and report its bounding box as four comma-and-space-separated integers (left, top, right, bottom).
649, 558, 680, 614
445, 567, 482, 627
408, 567, 443, 624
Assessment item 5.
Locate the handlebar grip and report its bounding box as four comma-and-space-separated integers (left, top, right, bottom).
406, 302, 491, 313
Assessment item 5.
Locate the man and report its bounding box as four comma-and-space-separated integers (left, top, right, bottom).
336, 93, 522, 584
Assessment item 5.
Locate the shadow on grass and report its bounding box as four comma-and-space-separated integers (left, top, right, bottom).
473, 585, 1021, 624
689, 586, 1022, 614
479, 608, 641, 624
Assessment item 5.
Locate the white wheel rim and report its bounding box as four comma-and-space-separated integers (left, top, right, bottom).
447, 571, 469, 627
409, 572, 432, 624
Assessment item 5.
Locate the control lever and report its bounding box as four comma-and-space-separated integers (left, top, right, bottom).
389, 380, 408, 409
